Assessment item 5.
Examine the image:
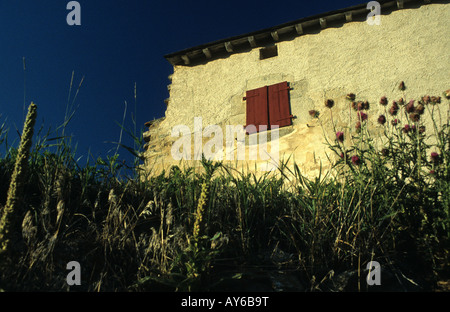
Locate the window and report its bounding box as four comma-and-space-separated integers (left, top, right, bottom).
259, 45, 278, 60
244, 81, 293, 134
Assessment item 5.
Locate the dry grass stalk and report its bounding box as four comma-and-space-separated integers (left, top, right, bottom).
0, 102, 37, 254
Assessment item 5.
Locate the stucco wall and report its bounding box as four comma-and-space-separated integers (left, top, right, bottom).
143, 2, 450, 178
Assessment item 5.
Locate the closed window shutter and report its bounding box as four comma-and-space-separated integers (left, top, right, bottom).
268, 81, 293, 128
244, 86, 268, 134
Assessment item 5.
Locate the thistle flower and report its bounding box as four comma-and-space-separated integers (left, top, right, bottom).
406, 100, 415, 113
415, 104, 425, 115
346, 93, 356, 101
325, 99, 334, 109
0, 102, 37, 254
389, 101, 399, 115
336, 131, 344, 143
351, 101, 357, 111
358, 111, 368, 122
444, 89, 450, 99
430, 152, 440, 164
402, 124, 411, 133
421, 95, 431, 104
398, 98, 405, 106
430, 96, 441, 104
399, 81, 405, 90
377, 115, 386, 125
379, 96, 388, 106
419, 125, 426, 134
309, 110, 319, 118
357, 101, 365, 111
409, 113, 420, 122
351, 155, 361, 166
363, 101, 370, 110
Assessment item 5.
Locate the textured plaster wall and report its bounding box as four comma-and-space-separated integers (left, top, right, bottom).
143, 3, 450, 178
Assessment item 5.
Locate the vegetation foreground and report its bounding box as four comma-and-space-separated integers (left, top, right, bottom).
0, 85, 449, 291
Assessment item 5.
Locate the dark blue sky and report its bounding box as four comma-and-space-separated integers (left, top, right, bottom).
0, 0, 363, 167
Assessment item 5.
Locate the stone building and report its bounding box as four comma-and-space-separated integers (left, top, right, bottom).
142, 0, 449, 178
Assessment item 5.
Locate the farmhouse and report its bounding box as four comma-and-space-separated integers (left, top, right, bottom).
142, 0, 449, 178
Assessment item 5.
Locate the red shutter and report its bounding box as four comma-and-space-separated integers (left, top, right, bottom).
268, 81, 293, 128
244, 86, 268, 134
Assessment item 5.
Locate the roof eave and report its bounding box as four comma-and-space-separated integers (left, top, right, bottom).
164, 0, 431, 66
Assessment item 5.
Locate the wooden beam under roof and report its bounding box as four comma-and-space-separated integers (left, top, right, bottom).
225, 41, 234, 52
345, 12, 353, 22
271, 31, 279, 41
181, 55, 190, 65
248, 36, 257, 48
202, 48, 212, 59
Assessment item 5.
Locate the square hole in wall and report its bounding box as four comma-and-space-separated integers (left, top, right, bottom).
259, 45, 278, 60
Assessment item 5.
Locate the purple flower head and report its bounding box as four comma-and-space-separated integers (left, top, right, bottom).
415, 104, 425, 115
351, 155, 361, 166
325, 99, 334, 108
377, 115, 386, 125
402, 124, 411, 133
389, 102, 399, 116
406, 100, 415, 113
430, 152, 440, 164
358, 111, 368, 122
409, 113, 420, 122
357, 101, 365, 111
379, 96, 388, 106
392, 119, 399, 126
336, 131, 344, 143
399, 81, 406, 91
422, 95, 431, 104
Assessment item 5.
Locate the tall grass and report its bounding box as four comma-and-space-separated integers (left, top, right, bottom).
0, 84, 449, 291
